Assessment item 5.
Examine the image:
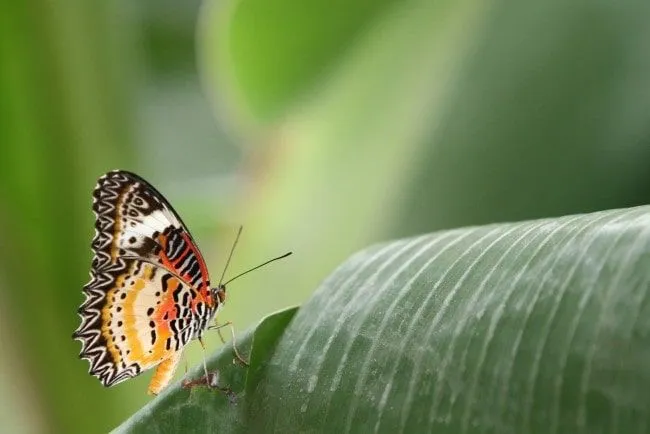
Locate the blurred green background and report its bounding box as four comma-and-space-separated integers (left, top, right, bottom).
1, 0, 650, 432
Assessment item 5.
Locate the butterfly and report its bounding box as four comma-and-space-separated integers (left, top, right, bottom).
73, 170, 289, 395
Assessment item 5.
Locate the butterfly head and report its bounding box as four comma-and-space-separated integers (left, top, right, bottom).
212, 284, 227, 305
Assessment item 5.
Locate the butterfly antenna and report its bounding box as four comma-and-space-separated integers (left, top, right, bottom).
217, 226, 243, 288
223, 252, 293, 287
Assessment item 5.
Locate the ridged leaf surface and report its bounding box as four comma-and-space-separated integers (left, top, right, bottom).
116, 206, 650, 433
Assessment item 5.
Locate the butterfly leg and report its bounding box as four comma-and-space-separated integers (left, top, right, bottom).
210, 321, 249, 366
148, 350, 183, 395
198, 336, 211, 382
216, 324, 227, 344
181, 338, 237, 403
226, 322, 249, 367
181, 370, 238, 404
180, 352, 190, 387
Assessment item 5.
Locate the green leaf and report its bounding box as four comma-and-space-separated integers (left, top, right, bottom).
113, 306, 297, 434
115, 206, 650, 432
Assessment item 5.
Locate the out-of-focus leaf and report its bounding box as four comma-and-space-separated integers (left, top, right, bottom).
198, 0, 483, 330
199, 0, 402, 124
0, 1, 136, 432
115, 205, 650, 432
394, 0, 650, 235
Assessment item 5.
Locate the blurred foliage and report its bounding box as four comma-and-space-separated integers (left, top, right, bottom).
396, 1, 650, 233
0, 1, 134, 433
200, 0, 402, 122
1, 0, 649, 432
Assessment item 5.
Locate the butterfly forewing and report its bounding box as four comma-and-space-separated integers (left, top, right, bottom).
94, 171, 211, 288
74, 170, 217, 388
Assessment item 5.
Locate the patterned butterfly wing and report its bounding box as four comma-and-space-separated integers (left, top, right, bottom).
73, 170, 217, 389
92, 170, 211, 289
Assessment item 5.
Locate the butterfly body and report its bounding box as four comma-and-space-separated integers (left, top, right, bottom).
73, 170, 225, 394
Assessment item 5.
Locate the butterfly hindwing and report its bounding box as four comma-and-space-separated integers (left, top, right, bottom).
74, 170, 217, 387
99, 259, 211, 386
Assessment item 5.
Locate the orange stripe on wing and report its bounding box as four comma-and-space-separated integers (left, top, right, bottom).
100, 276, 125, 365
120, 264, 173, 367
